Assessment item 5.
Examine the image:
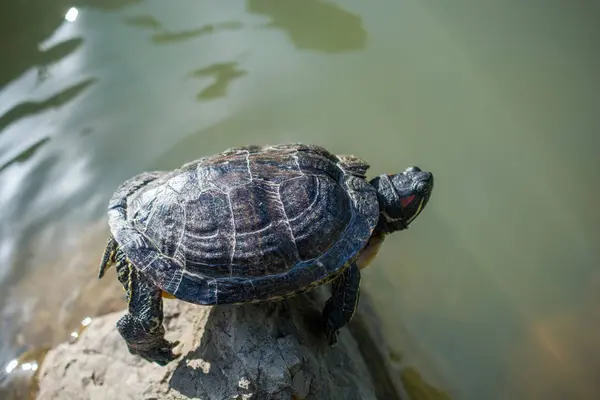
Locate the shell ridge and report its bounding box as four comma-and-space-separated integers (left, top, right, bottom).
226, 190, 236, 277
245, 150, 254, 182
176, 195, 187, 272
137, 194, 159, 234
139, 230, 184, 268
292, 151, 305, 177
276, 183, 300, 262
165, 268, 184, 295
139, 253, 161, 272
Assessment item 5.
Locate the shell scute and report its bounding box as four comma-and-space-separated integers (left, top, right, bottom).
336, 154, 370, 178
228, 182, 299, 274
199, 157, 252, 192
180, 189, 234, 274
279, 175, 351, 260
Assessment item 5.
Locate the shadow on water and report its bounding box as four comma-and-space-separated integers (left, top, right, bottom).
167, 293, 337, 399
189, 62, 248, 101
246, 0, 367, 52
0, 77, 97, 135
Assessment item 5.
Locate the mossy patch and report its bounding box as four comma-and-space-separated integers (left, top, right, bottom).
400, 367, 452, 400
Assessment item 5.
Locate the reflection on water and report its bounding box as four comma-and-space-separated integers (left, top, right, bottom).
401, 368, 452, 400
123, 14, 161, 30
1, 0, 600, 399
247, 0, 367, 52
190, 62, 248, 101
152, 21, 243, 45
124, 13, 244, 44
0, 346, 50, 400
78, 0, 144, 11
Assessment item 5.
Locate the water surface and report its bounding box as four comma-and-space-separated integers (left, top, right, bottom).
1, 1, 599, 399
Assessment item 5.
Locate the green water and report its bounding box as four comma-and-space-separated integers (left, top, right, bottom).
1, 1, 599, 399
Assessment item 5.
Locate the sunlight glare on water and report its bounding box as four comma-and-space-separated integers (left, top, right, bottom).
65, 7, 78, 23
4, 360, 18, 375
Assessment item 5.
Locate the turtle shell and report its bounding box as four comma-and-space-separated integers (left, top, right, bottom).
107, 143, 379, 305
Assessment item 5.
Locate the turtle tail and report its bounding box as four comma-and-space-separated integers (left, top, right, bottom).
98, 235, 118, 279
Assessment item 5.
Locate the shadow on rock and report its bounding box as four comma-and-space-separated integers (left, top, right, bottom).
168, 295, 327, 399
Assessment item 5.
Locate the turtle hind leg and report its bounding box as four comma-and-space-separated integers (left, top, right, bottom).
98, 235, 118, 279
322, 262, 361, 345
115, 257, 180, 365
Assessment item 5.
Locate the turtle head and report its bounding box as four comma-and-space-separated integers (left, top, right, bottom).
370, 166, 434, 234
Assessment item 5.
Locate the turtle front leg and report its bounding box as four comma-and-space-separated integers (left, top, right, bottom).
115, 254, 180, 365
322, 262, 361, 345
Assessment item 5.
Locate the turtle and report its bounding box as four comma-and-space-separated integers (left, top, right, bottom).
98, 143, 434, 365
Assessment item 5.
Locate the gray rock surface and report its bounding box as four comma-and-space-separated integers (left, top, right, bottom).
36, 289, 379, 400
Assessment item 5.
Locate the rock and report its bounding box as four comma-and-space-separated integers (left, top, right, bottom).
36, 289, 380, 400
348, 293, 404, 400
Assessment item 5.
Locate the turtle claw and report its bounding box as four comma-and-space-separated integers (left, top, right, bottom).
326, 329, 339, 346
322, 312, 340, 346
134, 340, 181, 366
138, 349, 178, 366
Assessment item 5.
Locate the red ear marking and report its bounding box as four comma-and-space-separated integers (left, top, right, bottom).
400, 195, 415, 208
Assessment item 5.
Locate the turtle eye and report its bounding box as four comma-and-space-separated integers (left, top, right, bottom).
415, 181, 430, 195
